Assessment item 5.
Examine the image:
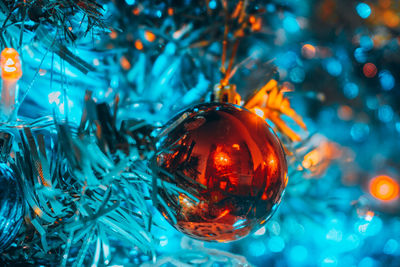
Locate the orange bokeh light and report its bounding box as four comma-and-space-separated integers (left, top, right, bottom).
133, 8, 140, 15
369, 175, 399, 201
383, 10, 400, 28
120, 56, 131, 70
302, 44, 316, 59
109, 30, 117, 39
135, 40, 144, 50
144, 31, 156, 42
1, 48, 22, 80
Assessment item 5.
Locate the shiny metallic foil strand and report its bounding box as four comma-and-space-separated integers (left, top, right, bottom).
0, 162, 24, 253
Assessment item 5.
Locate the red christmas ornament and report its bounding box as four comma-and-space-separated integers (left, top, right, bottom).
155, 103, 287, 242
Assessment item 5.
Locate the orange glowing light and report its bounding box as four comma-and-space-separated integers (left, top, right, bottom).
1, 48, 22, 80
219, 209, 230, 218
251, 17, 262, 32
144, 31, 156, 42
109, 30, 118, 39
338, 105, 353, 121
383, 10, 400, 28
214, 151, 230, 167
232, 144, 240, 150
369, 175, 399, 201
133, 8, 140, 15
302, 44, 316, 59
249, 15, 256, 24
120, 56, 131, 70
303, 149, 320, 169
301, 141, 340, 178
220, 181, 227, 190
135, 40, 144, 50
365, 210, 374, 221
168, 8, 174, 16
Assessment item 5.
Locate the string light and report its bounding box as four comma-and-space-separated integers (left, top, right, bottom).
1, 48, 22, 80
0, 48, 22, 117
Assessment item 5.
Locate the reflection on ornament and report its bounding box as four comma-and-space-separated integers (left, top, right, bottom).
154, 103, 287, 242
0, 163, 24, 252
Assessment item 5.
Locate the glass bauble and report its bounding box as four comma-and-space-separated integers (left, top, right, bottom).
154, 103, 287, 242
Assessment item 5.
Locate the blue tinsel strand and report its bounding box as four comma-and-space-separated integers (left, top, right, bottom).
0, 163, 24, 253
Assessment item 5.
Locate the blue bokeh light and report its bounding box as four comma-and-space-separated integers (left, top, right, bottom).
208, 0, 217, 9
290, 245, 308, 263
290, 67, 306, 83
351, 123, 370, 142
383, 239, 399, 255
268, 236, 285, 253
378, 105, 394, 123
326, 58, 342, 76
249, 240, 266, 257
366, 96, 379, 110
276, 51, 298, 69
354, 48, 367, 63
379, 70, 395, 91
283, 15, 300, 33
359, 257, 376, 267
356, 3, 372, 19
343, 82, 359, 99
266, 3, 276, 13
125, 0, 135, 5
360, 36, 374, 50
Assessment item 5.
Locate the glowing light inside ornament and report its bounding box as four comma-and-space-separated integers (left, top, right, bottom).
213, 150, 231, 169
1, 48, 22, 80
369, 175, 399, 201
